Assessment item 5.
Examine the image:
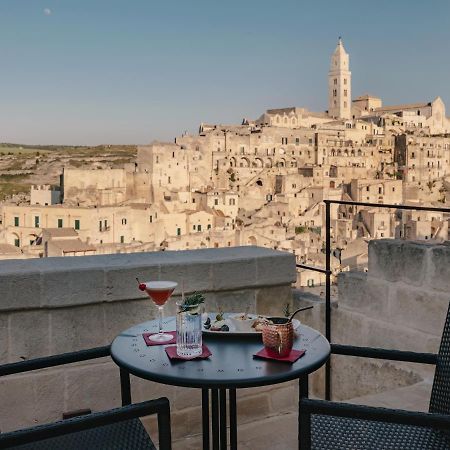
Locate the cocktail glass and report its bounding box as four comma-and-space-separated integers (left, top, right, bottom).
144, 281, 178, 343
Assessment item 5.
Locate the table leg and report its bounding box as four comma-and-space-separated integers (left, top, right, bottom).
298, 375, 309, 450
211, 389, 220, 450
203, 388, 238, 450
229, 389, 237, 450
119, 368, 131, 406
219, 389, 227, 449
202, 389, 210, 450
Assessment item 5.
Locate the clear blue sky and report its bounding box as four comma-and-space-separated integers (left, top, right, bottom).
1, 0, 449, 145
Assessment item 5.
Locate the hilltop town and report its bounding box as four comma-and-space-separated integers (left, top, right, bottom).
1, 39, 449, 288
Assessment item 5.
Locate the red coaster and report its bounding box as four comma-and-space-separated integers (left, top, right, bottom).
165, 345, 212, 360
253, 348, 306, 363
143, 331, 176, 346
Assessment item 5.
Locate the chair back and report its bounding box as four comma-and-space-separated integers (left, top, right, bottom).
429, 302, 450, 414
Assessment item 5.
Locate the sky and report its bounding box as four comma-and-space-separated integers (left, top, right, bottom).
0, 0, 450, 145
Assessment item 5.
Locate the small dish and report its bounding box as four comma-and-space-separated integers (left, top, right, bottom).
228, 313, 257, 332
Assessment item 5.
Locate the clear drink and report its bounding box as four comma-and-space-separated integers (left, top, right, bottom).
176, 303, 202, 358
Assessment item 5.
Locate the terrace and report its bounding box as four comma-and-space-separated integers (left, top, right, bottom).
0, 204, 449, 448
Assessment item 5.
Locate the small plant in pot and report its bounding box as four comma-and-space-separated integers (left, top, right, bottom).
178, 292, 205, 315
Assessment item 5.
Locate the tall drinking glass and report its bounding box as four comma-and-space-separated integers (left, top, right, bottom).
176, 302, 203, 358
144, 281, 177, 343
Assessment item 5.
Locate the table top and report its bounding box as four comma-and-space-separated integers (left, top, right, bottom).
110, 316, 330, 389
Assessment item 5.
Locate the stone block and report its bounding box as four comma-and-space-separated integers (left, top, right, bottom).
338, 271, 390, 320
131, 376, 175, 404
211, 290, 256, 313
65, 362, 120, 412
50, 304, 106, 353
256, 285, 293, 316
104, 299, 153, 342
33, 370, 66, 424
41, 267, 106, 308
0, 314, 8, 363
428, 245, 450, 292
389, 285, 448, 336
368, 239, 429, 286
105, 264, 159, 302
9, 310, 50, 361
0, 374, 36, 431
256, 253, 297, 287
173, 386, 201, 410
211, 258, 256, 291
236, 392, 271, 424
268, 383, 297, 413
160, 261, 212, 294
331, 355, 421, 401
0, 269, 41, 310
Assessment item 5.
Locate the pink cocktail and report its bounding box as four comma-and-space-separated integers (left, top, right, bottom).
142, 281, 177, 343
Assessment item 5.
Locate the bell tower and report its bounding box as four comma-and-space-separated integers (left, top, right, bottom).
328, 37, 351, 119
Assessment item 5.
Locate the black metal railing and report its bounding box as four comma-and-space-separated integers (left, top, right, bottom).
296, 199, 450, 400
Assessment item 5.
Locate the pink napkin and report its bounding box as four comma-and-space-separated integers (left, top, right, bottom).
254, 348, 306, 363
142, 331, 176, 346
165, 345, 212, 360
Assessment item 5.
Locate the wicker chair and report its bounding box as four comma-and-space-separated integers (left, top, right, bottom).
299, 303, 450, 450
0, 347, 171, 449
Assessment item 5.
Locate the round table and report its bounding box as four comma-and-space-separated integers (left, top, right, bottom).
111, 315, 330, 450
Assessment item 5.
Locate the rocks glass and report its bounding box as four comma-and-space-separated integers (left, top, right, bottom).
176, 302, 203, 358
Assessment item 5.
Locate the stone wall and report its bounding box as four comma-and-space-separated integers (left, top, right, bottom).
334, 239, 449, 401
0, 246, 297, 440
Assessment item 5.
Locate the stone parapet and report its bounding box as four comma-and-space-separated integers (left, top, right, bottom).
0, 246, 296, 311
0, 246, 296, 435
336, 239, 450, 401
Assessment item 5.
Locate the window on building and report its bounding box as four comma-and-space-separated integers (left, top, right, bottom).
214, 199, 218, 206
344, 101, 347, 108
99, 220, 102, 231
57, 219, 63, 228
344, 78, 347, 85
74, 219, 80, 230
34, 216, 40, 228
334, 78, 337, 85
121, 218, 127, 225
295, 138, 300, 145
344, 89, 347, 97
307, 279, 315, 287
193, 225, 196, 231
197, 224, 202, 232
378, 187, 382, 194
366, 186, 370, 191
14, 216, 19, 227
120, 235, 124, 243
149, 215, 153, 223
14, 238, 20, 247
104, 219, 108, 229
207, 224, 211, 230
177, 227, 181, 236
168, 176, 171, 184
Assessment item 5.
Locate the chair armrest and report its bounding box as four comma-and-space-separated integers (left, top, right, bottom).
331, 344, 438, 365
300, 398, 450, 430
0, 397, 172, 450
0, 346, 111, 377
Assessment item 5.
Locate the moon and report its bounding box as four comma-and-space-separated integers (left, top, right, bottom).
43, 8, 52, 16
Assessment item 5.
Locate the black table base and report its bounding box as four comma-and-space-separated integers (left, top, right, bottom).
201, 376, 309, 450
202, 388, 237, 450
